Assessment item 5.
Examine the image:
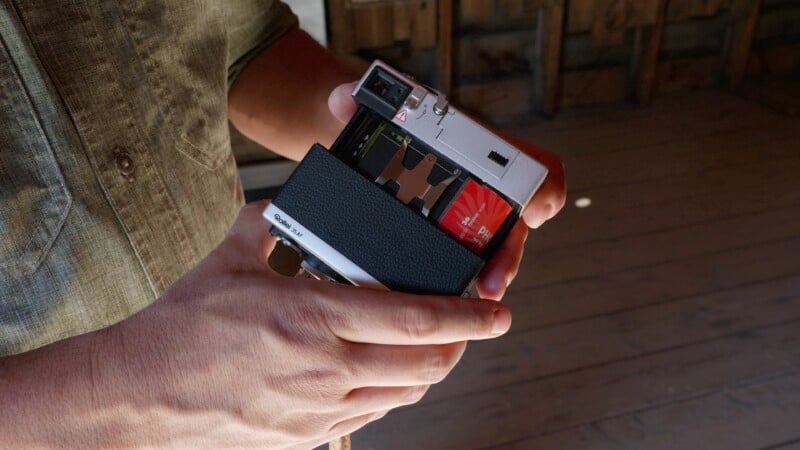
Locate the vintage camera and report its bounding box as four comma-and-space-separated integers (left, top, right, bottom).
262, 61, 548, 296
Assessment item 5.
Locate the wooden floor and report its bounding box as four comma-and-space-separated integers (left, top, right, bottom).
350, 88, 800, 450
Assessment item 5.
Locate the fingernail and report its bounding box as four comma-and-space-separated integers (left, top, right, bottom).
491, 308, 512, 336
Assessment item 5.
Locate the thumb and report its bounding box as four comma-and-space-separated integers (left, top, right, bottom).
328, 81, 359, 124
220, 199, 279, 274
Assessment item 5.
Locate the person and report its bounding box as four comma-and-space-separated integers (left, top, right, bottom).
0, 1, 565, 448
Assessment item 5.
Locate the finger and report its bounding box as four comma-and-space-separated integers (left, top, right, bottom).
477, 219, 528, 300
217, 200, 279, 274
347, 342, 466, 387
315, 283, 513, 344
521, 150, 567, 229
342, 385, 430, 418
522, 169, 567, 229
499, 133, 567, 229
328, 81, 359, 124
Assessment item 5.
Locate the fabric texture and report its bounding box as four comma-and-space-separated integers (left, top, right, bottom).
0, 0, 298, 356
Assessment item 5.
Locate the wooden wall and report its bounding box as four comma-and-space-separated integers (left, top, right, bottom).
326, 0, 800, 120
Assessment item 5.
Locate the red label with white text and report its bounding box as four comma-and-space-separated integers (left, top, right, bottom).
438, 179, 513, 252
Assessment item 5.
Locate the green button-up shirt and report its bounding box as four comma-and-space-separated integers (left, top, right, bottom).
0, 0, 297, 355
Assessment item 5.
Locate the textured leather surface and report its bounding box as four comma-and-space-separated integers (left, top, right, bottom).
273, 145, 485, 296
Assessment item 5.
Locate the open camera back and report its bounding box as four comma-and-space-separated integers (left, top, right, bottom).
263, 60, 548, 296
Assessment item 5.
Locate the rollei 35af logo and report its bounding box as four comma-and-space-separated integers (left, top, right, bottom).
274, 213, 291, 229
274, 213, 303, 238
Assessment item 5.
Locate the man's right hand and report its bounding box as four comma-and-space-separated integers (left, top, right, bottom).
0, 200, 511, 450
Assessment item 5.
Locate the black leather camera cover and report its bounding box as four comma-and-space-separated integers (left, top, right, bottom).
273, 145, 485, 296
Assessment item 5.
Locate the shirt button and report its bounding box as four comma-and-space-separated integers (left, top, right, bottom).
114, 147, 135, 181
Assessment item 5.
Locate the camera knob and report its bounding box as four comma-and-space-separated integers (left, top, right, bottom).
434, 95, 449, 115
404, 85, 428, 110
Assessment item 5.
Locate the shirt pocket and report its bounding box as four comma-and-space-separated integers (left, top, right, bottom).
119, 1, 231, 171
0, 37, 72, 281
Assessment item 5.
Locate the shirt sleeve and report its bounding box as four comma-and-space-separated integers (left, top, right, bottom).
226, 0, 300, 88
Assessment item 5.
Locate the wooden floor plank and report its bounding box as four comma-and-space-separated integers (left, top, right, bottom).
762, 438, 800, 450
518, 205, 800, 289
563, 154, 800, 216
422, 274, 800, 402
354, 321, 800, 449
535, 156, 800, 252
508, 236, 800, 330
562, 131, 798, 192
493, 372, 800, 450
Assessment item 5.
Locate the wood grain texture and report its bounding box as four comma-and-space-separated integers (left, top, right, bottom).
560, 66, 628, 108
747, 43, 800, 78
537, 0, 565, 116
393, 2, 413, 41
459, 0, 493, 23
454, 77, 534, 120
499, 371, 800, 449
457, 0, 545, 30
410, 0, 437, 48
567, 0, 661, 47
726, 0, 762, 87
357, 321, 800, 449
327, 0, 358, 55
667, 0, 731, 21
325, 0, 798, 119
747, 1, 800, 79
736, 78, 800, 116
635, 0, 668, 105
353, 4, 395, 48
455, 31, 536, 81
350, 88, 800, 449
438, 0, 454, 93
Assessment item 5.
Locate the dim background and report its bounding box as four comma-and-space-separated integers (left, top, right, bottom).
233, 0, 800, 449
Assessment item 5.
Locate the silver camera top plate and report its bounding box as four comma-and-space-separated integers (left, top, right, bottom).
352, 60, 549, 208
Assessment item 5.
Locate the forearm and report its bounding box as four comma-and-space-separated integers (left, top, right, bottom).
0, 328, 119, 448
0, 305, 189, 449
0, 247, 260, 449
228, 28, 357, 161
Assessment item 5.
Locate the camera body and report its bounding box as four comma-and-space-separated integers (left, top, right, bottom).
262, 61, 548, 296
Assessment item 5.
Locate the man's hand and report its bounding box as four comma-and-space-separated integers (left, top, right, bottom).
0, 200, 511, 450
328, 83, 567, 300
